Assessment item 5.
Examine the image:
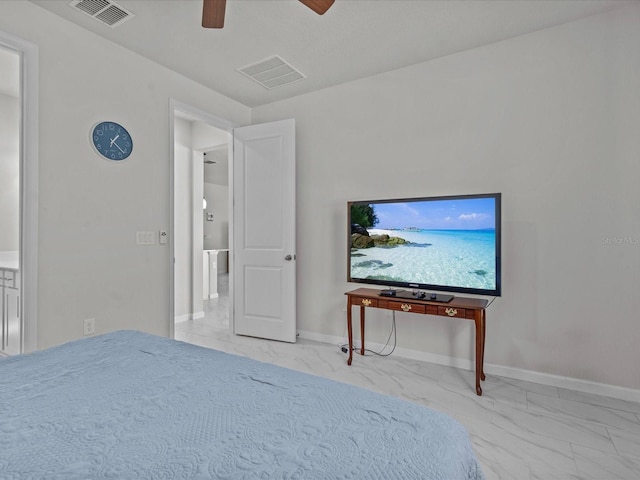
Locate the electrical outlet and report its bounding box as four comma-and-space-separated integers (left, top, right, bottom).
83, 318, 95, 336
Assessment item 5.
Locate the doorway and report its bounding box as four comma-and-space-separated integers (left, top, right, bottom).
202, 146, 230, 328
169, 100, 235, 341
0, 31, 37, 355
0, 45, 20, 356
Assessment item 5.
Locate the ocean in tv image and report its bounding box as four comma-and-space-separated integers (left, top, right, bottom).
350, 197, 498, 291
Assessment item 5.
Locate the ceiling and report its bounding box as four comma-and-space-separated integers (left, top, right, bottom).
27, 0, 634, 107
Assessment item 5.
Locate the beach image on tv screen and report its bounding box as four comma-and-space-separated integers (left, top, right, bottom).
350, 197, 497, 291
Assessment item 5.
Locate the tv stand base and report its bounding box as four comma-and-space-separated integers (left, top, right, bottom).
394, 291, 454, 303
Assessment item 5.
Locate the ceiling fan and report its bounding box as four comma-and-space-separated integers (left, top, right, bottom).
202, 0, 335, 28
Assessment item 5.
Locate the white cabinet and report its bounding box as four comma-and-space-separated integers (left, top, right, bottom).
1, 268, 21, 356
203, 249, 229, 300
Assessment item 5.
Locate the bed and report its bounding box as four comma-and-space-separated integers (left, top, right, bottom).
0, 330, 485, 479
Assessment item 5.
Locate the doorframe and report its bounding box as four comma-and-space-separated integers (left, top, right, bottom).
168, 98, 237, 339
0, 30, 38, 353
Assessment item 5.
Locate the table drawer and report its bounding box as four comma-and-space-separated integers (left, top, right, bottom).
351, 296, 377, 308
388, 301, 426, 314
438, 306, 466, 318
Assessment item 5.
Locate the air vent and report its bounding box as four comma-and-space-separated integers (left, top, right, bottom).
69, 0, 133, 28
237, 56, 306, 89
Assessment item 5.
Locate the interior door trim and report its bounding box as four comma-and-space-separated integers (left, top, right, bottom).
168, 98, 238, 340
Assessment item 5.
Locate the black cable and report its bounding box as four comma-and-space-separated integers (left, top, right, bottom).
340, 312, 397, 357
364, 311, 396, 356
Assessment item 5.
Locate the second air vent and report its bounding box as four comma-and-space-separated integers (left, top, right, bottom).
237, 56, 306, 90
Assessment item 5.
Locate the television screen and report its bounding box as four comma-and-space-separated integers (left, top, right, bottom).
348, 193, 501, 297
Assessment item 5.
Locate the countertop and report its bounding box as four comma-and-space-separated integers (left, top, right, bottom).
0, 251, 19, 271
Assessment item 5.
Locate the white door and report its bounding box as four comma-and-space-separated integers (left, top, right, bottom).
233, 119, 296, 342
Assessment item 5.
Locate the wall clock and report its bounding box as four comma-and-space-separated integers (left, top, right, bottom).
91, 121, 133, 161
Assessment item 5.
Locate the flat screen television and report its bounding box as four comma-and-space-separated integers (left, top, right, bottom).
348, 193, 501, 297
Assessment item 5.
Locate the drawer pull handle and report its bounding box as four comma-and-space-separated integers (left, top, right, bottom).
361, 299, 372, 307
445, 308, 457, 317
401, 303, 412, 312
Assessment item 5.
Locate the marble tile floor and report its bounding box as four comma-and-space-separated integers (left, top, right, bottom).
199, 273, 230, 330
175, 286, 640, 479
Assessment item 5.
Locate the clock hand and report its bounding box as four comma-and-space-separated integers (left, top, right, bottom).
109, 134, 120, 147
113, 141, 126, 154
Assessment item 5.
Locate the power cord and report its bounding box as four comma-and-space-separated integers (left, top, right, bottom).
340, 311, 397, 357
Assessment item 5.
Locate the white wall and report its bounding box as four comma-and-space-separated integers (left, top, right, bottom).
0, 93, 19, 251
204, 182, 229, 273
203, 182, 229, 250
253, 5, 640, 391
203, 146, 230, 268
0, 1, 250, 349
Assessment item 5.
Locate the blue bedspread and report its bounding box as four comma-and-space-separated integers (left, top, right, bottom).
0, 331, 484, 479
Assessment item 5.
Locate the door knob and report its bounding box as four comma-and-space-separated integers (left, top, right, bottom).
285, 255, 293, 261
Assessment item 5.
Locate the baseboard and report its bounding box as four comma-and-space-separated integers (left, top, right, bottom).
174, 311, 205, 323
174, 313, 191, 324
296, 330, 640, 404
485, 363, 640, 404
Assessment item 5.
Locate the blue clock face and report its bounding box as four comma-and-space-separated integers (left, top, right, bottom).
91, 121, 133, 161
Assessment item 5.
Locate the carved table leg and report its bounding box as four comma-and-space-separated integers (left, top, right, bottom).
360, 306, 366, 356
347, 301, 353, 366
480, 309, 486, 381
474, 311, 484, 396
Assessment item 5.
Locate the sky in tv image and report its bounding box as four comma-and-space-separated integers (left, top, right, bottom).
374, 198, 496, 231
350, 197, 498, 291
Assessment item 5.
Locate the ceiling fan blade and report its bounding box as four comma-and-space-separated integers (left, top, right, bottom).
202, 0, 226, 28
299, 0, 335, 15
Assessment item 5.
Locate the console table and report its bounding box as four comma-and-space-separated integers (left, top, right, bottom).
345, 288, 488, 395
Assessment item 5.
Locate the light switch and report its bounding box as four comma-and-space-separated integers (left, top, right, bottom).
136, 231, 155, 245
159, 230, 168, 244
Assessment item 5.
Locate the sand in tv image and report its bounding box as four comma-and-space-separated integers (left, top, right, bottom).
350, 197, 498, 292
